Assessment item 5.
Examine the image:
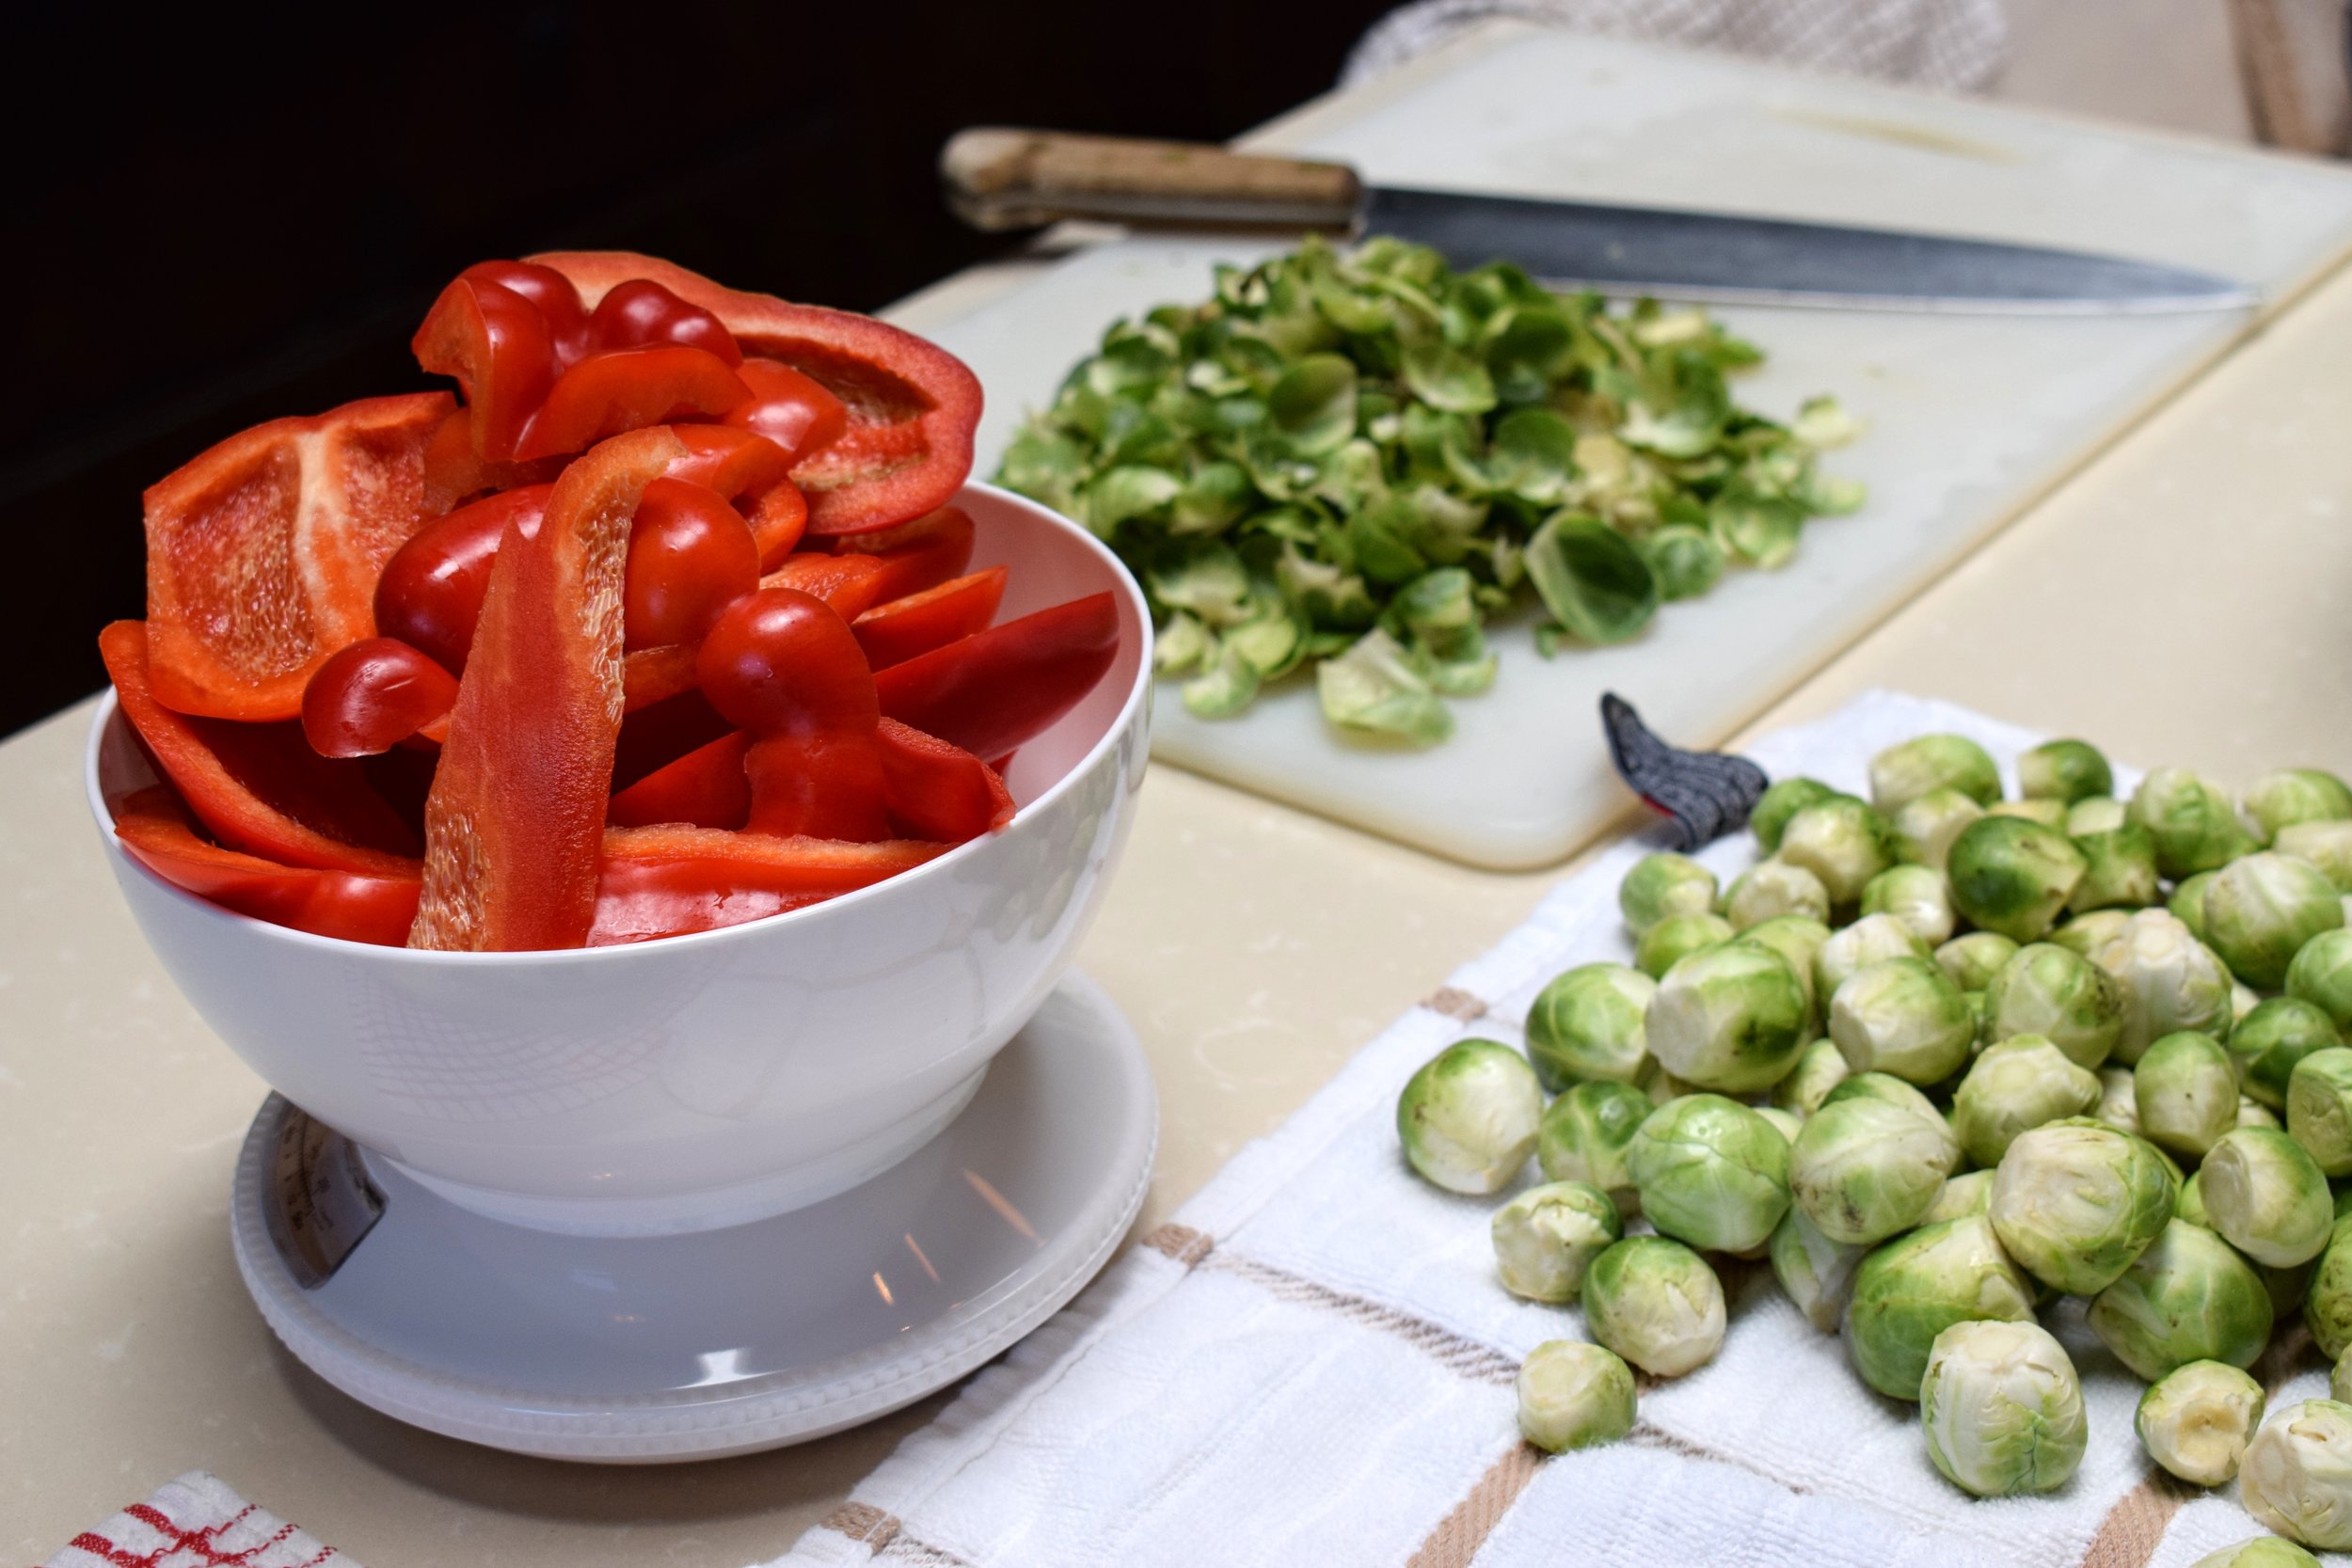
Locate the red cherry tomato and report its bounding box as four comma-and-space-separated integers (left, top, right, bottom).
725, 357, 850, 466
461, 260, 592, 364
514, 347, 751, 462
624, 478, 760, 652
373, 483, 551, 673
696, 588, 877, 736
301, 638, 462, 758
411, 277, 558, 463
587, 279, 744, 367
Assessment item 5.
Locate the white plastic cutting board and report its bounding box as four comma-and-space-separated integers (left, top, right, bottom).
926, 26, 2352, 869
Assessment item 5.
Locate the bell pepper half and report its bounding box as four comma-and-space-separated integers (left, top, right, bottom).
588, 826, 946, 945
113, 786, 421, 947
852, 567, 1007, 672
874, 592, 1121, 762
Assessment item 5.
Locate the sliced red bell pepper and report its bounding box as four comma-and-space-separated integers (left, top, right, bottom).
852, 566, 1006, 671
725, 356, 849, 465
460, 261, 592, 365
830, 506, 975, 603
372, 483, 552, 676
585, 279, 744, 366
529, 252, 981, 535
301, 638, 460, 758
421, 406, 564, 514
612, 683, 734, 792
412, 277, 558, 464
113, 786, 422, 946
746, 480, 808, 569
513, 346, 750, 463
697, 588, 888, 842
144, 391, 452, 721
874, 593, 1121, 761
608, 731, 749, 830
874, 719, 1015, 842
662, 424, 794, 501
588, 827, 946, 945
410, 427, 684, 951
623, 478, 760, 651
101, 621, 421, 873
758, 552, 890, 621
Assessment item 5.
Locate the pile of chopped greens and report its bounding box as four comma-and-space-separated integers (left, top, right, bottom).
995, 236, 1864, 747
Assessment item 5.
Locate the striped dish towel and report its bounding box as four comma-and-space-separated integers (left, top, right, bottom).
45, 1470, 357, 1568
767, 689, 2342, 1568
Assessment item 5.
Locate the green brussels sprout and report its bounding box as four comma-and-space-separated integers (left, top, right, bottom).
2244, 1097, 2284, 1131
2338, 1349, 2352, 1406
1646, 942, 1809, 1094
2289, 1048, 2352, 1178
1523, 963, 1655, 1090
1893, 787, 1986, 872
1952, 1037, 2102, 1169
1535, 1080, 1651, 1212
2070, 824, 2160, 915
1581, 1236, 1725, 1378
2136, 1031, 2239, 1159
1828, 957, 1976, 1086
1987, 799, 2069, 830
2201, 1128, 2335, 1268
1815, 912, 1931, 1000
1922, 1168, 1994, 1226
1871, 734, 2002, 816
2238, 997, 2344, 1110
2050, 908, 2133, 958
1919, 1319, 2087, 1497
1516, 1339, 1637, 1453
1770, 1203, 1867, 1332
2288, 928, 2352, 1034
2133, 767, 2256, 878
1752, 777, 1837, 855
1751, 1106, 1798, 1145
2066, 796, 2129, 836
2096, 1065, 2141, 1134
2242, 1400, 2352, 1551
2020, 739, 2114, 805
2089, 1220, 2273, 1380
1771, 1037, 1851, 1117
1491, 1180, 1623, 1302
2244, 768, 2352, 846
1628, 1094, 1792, 1253
2267, 1254, 2319, 1323
1396, 1039, 1543, 1195
1789, 1093, 1958, 1244
1860, 864, 1955, 946
2187, 1540, 2321, 1568
2279, 821, 2352, 895
2309, 1225, 2352, 1361
1724, 858, 1832, 930
2171, 870, 2218, 942
2093, 910, 2238, 1066
2207, 852, 2347, 991
1983, 942, 2126, 1070
2176, 1171, 2211, 1227
1989, 1119, 2174, 1293
1740, 914, 1834, 1021
1844, 1214, 2037, 1401
1947, 816, 2087, 943
1936, 932, 2019, 993
1637, 1059, 1697, 1106
1779, 796, 1897, 905
1821, 1071, 1961, 1160
2137, 1360, 2265, 1486
1634, 911, 1736, 981
1642, 525, 1725, 603
1618, 851, 1719, 938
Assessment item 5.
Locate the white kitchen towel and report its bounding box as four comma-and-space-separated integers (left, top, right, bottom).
766, 689, 2339, 1568
45, 1469, 358, 1568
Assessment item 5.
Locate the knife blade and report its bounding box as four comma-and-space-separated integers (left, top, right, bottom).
941, 128, 2255, 315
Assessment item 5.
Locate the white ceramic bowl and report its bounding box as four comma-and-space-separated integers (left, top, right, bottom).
87, 483, 1152, 1236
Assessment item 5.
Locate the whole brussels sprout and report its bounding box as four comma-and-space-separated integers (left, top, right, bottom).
1988, 799, 2069, 830
2279, 821, 2352, 895
2201, 1128, 2334, 1268
2243, 1097, 2283, 1131
2176, 1170, 2212, 1225
1815, 912, 1931, 1000
2242, 1400, 2352, 1550
2288, 1048, 2352, 1178
2089, 1220, 2273, 1380
2207, 852, 2346, 991
1617, 852, 1719, 938
2093, 910, 2238, 1065
2287, 928, 2352, 1035
1789, 1093, 1959, 1244
2136, 1032, 2239, 1159
1491, 1181, 1623, 1302
1628, 1094, 1791, 1253
2137, 1360, 2265, 1486
1755, 1105, 1802, 1143
1983, 942, 2126, 1070
1516, 1339, 1637, 1453
1724, 858, 1832, 930
1919, 1319, 2087, 1497
1740, 914, 1834, 1025
2237, 997, 2345, 1110
1989, 1119, 2174, 1294
1536, 1080, 1651, 1212
1952, 1037, 2102, 1168
2264, 1254, 2316, 1324
1860, 864, 1955, 946
2070, 824, 2160, 915
2243, 768, 2352, 846
1581, 1236, 1725, 1378
1871, 734, 2002, 816
2020, 739, 2114, 805
1844, 1214, 2037, 1401
2095, 1065, 2140, 1134
1397, 1040, 1543, 1194
2068, 796, 2129, 836
1770, 1203, 1868, 1333
1893, 788, 1986, 872
1936, 931, 2020, 993
2187, 1540, 2321, 1568
1771, 1037, 1850, 1117
1752, 777, 1836, 855
1637, 1059, 1697, 1106
1646, 943, 1809, 1094
2172, 870, 2218, 943
1524, 963, 1655, 1089
1921, 1168, 1994, 1226
1947, 816, 2087, 943
1635, 911, 1735, 981
2338, 1349, 2352, 1407
1779, 797, 1897, 905
2133, 767, 2256, 878
1828, 957, 1977, 1086
2051, 909, 2133, 958
2308, 1225, 2352, 1361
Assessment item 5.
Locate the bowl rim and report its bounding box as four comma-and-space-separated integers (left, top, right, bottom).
85, 480, 1153, 966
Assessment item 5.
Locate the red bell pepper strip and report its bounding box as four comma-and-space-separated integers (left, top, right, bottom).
874, 593, 1121, 761
412, 277, 558, 463
410, 427, 684, 951
608, 732, 750, 831
301, 638, 460, 758
874, 719, 1015, 843
725, 357, 849, 465
529, 252, 981, 535
113, 786, 422, 946
373, 483, 552, 676
144, 392, 452, 721
623, 478, 760, 652
662, 424, 794, 500
697, 588, 889, 842
587, 827, 946, 945
758, 553, 890, 621
513, 346, 750, 463
585, 279, 744, 366
612, 683, 734, 793
460, 261, 593, 365
101, 621, 421, 873
834, 505, 976, 605
420, 406, 564, 515
852, 566, 1006, 672
746, 480, 808, 569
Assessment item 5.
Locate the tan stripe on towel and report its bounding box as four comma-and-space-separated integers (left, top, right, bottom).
822, 1501, 899, 1550
1404, 1441, 1542, 1568
1143, 1222, 1215, 1267
1206, 1252, 1519, 1386
1424, 987, 1489, 1022
878, 1536, 979, 1568
2076, 1473, 2191, 1568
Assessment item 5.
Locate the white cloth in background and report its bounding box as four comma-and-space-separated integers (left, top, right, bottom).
45, 1470, 359, 1568
1343, 0, 2010, 92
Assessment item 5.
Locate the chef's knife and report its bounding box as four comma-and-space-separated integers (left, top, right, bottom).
940, 129, 2255, 315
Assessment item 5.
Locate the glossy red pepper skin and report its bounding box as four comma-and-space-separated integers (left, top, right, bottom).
372, 483, 552, 675
697, 588, 888, 842
745, 481, 809, 569
460, 260, 592, 365
874, 593, 1120, 761
852, 566, 1007, 671
725, 357, 850, 465
301, 638, 461, 758
874, 719, 1015, 842
758, 552, 889, 620
833, 506, 976, 603
586, 279, 744, 366
113, 786, 422, 946
587, 827, 946, 945
412, 277, 558, 463
420, 407, 564, 515
410, 428, 684, 950
513, 346, 750, 463
607, 732, 749, 830
623, 478, 760, 652
661, 424, 794, 501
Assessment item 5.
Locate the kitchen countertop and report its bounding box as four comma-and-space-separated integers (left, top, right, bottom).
11, 51, 2352, 1568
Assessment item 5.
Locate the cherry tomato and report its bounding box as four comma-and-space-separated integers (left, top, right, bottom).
588, 279, 744, 366
696, 588, 877, 736
302, 638, 462, 758
725, 357, 850, 465
461, 260, 592, 364
373, 483, 551, 673
624, 478, 760, 652
514, 346, 751, 461
411, 277, 557, 463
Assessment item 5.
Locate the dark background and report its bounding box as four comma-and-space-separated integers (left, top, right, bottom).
7, 1, 1391, 739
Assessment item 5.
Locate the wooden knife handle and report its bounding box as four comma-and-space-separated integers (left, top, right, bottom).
940, 128, 1363, 231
